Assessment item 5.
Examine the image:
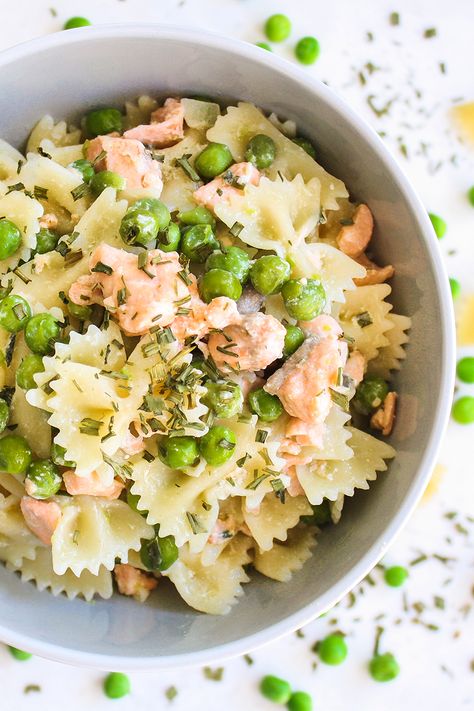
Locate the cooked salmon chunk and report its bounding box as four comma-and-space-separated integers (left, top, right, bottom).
208, 312, 286, 372
265, 326, 347, 424
20, 497, 61, 546
86, 135, 163, 195
114, 563, 158, 602
123, 98, 185, 147
336, 203, 373, 258
69, 244, 191, 335
193, 162, 260, 211
62, 470, 124, 499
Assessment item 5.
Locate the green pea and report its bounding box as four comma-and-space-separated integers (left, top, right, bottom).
178, 206, 216, 228
85, 108, 123, 138
8, 646, 32, 661
264, 14, 292, 42
384, 565, 409, 587
90, 170, 126, 196
250, 255, 291, 295
103, 672, 131, 700
0, 295, 32, 333
355, 377, 389, 415
283, 325, 305, 357
281, 278, 326, 320
25, 459, 62, 499
25, 313, 60, 355
256, 42, 272, 51
158, 435, 199, 469
0, 434, 32, 474
288, 691, 313, 711
206, 247, 251, 283
449, 277, 461, 299
67, 301, 92, 321
295, 36, 320, 65
369, 653, 400, 682
140, 533, 178, 571
452, 396, 474, 424
120, 210, 160, 247
181, 224, 219, 262
16, 354, 45, 390
245, 134, 276, 170
64, 16, 91, 30
199, 269, 242, 303
260, 675, 292, 704
317, 633, 348, 665
428, 212, 447, 239
70, 158, 95, 183
202, 380, 243, 418
157, 222, 181, 252
199, 425, 236, 466
0, 218, 22, 259
35, 228, 60, 254
292, 137, 316, 159
248, 388, 283, 422
0, 399, 9, 434
301, 500, 332, 526
456, 356, 474, 383
131, 198, 170, 230
468, 186, 474, 206
51, 442, 75, 468
194, 143, 233, 179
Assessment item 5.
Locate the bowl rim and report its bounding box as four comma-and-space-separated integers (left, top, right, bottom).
0, 23, 456, 671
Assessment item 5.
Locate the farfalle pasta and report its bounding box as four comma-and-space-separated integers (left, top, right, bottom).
0, 95, 409, 612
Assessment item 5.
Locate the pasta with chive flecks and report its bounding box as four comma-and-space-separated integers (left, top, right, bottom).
0, 95, 408, 614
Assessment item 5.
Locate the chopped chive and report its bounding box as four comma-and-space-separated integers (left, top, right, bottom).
12, 268, 31, 284
33, 185, 48, 201
229, 221, 244, 238
186, 511, 205, 534
37, 146, 52, 159
91, 261, 113, 275
356, 311, 373, 328
117, 287, 127, 306
255, 429, 268, 443
246, 473, 270, 490
71, 182, 90, 201
175, 154, 201, 182
64, 249, 83, 267
329, 389, 349, 412
79, 417, 102, 436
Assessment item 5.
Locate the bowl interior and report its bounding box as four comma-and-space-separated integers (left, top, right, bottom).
0, 27, 453, 668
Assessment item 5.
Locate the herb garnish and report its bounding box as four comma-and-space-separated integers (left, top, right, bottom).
175, 154, 200, 182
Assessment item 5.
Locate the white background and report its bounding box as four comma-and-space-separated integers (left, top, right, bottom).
1, 1, 474, 709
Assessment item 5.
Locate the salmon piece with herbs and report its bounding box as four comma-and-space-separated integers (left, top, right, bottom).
20, 497, 61, 546
86, 135, 163, 195
123, 98, 185, 147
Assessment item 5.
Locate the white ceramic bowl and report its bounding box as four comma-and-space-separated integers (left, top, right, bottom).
0, 25, 455, 670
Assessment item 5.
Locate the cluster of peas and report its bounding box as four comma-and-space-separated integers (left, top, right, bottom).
428, 210, 474, 424
257, 14, 320, 67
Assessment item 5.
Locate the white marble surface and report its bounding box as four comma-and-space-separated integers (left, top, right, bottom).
1, 0, 474, 708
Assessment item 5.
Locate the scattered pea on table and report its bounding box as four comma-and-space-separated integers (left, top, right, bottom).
384, 565, 409, 587
452, 396, 474, 424
288, 690, 313, 711
103, 672, 131, 699
316, 633, 348, 665
264, 14, 292, 43
8, 646, 32, 661
456, 356, 474, 383
260, 675, 292, 704
428, 212, 447, 239
449, 277, 461, 299
63, 16, 91, 30
369, 652, 400, 682
256, 42, 272, 51
467, 185, 474, 206
295, 36, 320, 65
